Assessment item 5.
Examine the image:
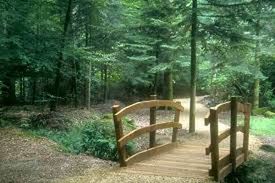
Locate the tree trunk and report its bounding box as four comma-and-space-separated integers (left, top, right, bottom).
19, 76, 24, 103
72, 59, 78, 108
85, 61, 91, 109
51, 0, 73, 111
189, 0, 197, 133
32, 78, 37, 105
1, 77, 16, 105
252, 18, 261, 110
164, 71, 173, 100
154, 42, 160, 95
104, 65, 108, 103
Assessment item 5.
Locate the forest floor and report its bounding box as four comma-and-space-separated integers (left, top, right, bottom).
0, 96, 275, 183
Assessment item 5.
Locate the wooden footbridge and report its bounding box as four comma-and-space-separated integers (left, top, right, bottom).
112, 96, 251, 182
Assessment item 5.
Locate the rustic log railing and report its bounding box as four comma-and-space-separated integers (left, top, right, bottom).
205, 97, 251, 182
112, 95, 184, 167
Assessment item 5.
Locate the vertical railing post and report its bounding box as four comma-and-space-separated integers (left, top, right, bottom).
112, 105, 127, 167
149, 95, 157, 148
172, 101, 181, 142
230, 97, 238, 173
243, 103, 251, 161
210, 109, 219, 181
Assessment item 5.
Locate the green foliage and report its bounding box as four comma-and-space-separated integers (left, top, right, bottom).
20, 114, 137, 161
260, 144, 275, 153
80, 119, 135, 160
264, 111, 275, 118
29, 112, 72, 130
225, 156, 275, 183
252, 107, 270, 116
250, 116, 275, 136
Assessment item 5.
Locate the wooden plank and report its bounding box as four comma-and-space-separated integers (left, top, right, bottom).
112, 105, 127, 167
137, 160, 210, 169
155, 154, 211, 162
237, 102, 246, 113
209, 109, 220, 182
150, 157, 210, 165
204, 112, 210, 126
136, 163, 209, 172
218, 129, 230, 144
206, 127, 243, 155
243, 103, 251, 161
115, 100, 184, 120
219, 154, 230, 170
217, 148, 243, 170
219, 163, 232, 181
125, 164, 209, 176
149, 95, 157, 148
118, 122, 182, 148
237, 102, 251, 114
212, 101, 231, 113
236, 153, 245, 168
165, 151, 210, 157
125, 143, 178, 165
172, 102, 181, 142
230, 97, 238, 173
122, 168, 209, 178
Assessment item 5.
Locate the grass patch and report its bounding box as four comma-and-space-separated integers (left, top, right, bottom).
250, 116, 275, 136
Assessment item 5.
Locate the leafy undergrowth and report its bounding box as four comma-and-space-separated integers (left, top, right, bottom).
250, 116, 275, 136
0, 110, 137, 161
260, 144, 275, 153
225, 155, 275, 183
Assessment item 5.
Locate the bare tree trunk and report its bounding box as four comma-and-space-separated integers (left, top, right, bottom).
85, 61, 91, 109
189, 0, 197, 133
104, 65, 108, 103
252, 18, 261, 110
72, 59, 78, 108
164, 71, 173, 100
1, 77, 16, 105
154, 42, 160, 95
51, 0, 73, 111
32, 78, 37, 105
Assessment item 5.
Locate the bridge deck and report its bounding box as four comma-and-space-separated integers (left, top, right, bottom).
120, 144, 228, 180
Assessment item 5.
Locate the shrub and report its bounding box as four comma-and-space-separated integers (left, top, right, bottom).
80, 118, 136, 160
29, 112, 72, 130
264, 111, 275, 118
225, 156, 274, 183
28, 115, 137, 161
269, 99, 275, 112
252, 107, 269, 116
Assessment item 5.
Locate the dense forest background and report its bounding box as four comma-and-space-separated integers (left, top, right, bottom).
0, 0, 274, 112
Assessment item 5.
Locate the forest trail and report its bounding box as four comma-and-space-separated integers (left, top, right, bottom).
175, 96, 229, 132
173, 96, 260, 149
0, 97, 262, 183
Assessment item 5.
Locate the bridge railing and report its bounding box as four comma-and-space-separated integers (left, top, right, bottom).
112, 95, 184, 167
205, 97, 251, 182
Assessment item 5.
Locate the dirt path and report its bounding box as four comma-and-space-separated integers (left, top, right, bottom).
175, 96, 229, 132
0, 128, 115, 183
174, 96, 261, 150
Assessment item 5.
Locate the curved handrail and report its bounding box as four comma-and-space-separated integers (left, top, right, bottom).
206, 126, 244, 155
204, 111, 211, 126
125, 142, 178, 165
212, 101, 231, 113
115, 100, 184, 120
118, 122, 182, 148
237, 102, 250, 113
205, 102, 230, 126
118, 122, 182, 147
